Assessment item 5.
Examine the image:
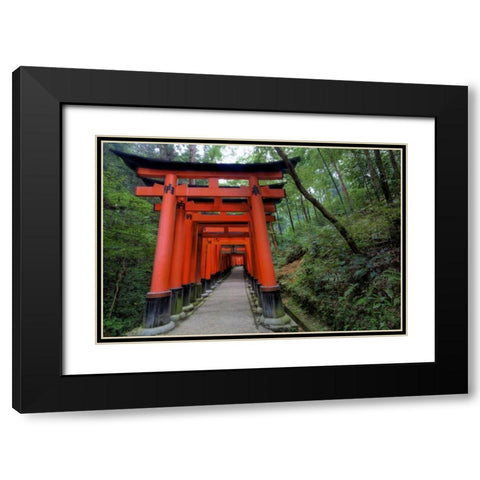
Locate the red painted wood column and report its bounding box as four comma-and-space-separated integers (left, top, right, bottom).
249, 176, 276, 287
199, 235, 210, 295
205, 239, 213, 292
144, 173, 178, 330
195, 227, 206, 296
247, 213, 264, 311
182, 214, 193, 285
181, 213, 195, 310
191, 223, 202, 301
212, 241, 219, 285
169, 197, 187, 320
249, 175, 289, 328
247, 214, 262, 301
246, 240, 253, 276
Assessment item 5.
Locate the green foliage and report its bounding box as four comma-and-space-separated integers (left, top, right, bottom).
102, 145, 159, 336
277, 205, 401, 331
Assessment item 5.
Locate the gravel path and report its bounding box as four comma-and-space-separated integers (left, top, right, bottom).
165, 267, 267, 336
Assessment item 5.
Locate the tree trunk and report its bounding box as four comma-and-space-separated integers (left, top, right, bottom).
365, 149, 385, 201
319, 149, 347, 214
330, 152, 352, 208
353, 150, 380, 202
373, 150, 392, 204
307, 205, 314, 222
275, 147, 361, 254
389, 150, 400, 177
300, 195, 311, 222
284, 196, 295, 231
279, 221, 284, 235
269, 223, 280, 255
363, 176, 375, 203
164, 144, 175, 162
108, 257, 127, 318
294, 199, 301, 221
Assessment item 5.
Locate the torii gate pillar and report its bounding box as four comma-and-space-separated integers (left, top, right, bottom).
170, 198, 187, 321
249, 176, 295, 331
143, 173, 177, 332
181, 213, 195, 312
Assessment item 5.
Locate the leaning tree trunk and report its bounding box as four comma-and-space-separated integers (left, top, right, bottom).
275, 147, 361, 254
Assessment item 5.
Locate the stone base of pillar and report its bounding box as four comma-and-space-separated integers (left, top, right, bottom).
260, 314, 298, 332
254, 283, 263, 314
139, 323, 176, 336
256, 281, 263, 308
259, 286, 298, 332
182, 283, 195, 312
170, 287, 186, 321
193, 283, 203, 303
204, 278, 213, 294
144, 291, 174, 329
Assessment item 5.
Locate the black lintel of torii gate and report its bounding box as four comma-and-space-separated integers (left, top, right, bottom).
110, 148, 301, 179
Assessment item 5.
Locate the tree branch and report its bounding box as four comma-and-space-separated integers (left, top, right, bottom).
274, 147, 361, 254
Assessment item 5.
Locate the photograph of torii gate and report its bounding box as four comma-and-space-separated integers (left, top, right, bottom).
99, 139, 404, 341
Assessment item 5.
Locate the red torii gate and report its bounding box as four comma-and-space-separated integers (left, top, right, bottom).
112, 150, 298, 334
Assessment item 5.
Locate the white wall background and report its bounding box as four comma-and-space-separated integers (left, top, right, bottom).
1, 1, 477, 479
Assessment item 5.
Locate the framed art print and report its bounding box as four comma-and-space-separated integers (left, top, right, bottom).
13, 67, 468, 413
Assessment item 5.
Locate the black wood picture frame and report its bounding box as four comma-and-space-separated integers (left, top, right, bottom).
12, 67, 468, 413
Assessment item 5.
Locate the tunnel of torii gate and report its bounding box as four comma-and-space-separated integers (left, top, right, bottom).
112, 150, 300, 334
